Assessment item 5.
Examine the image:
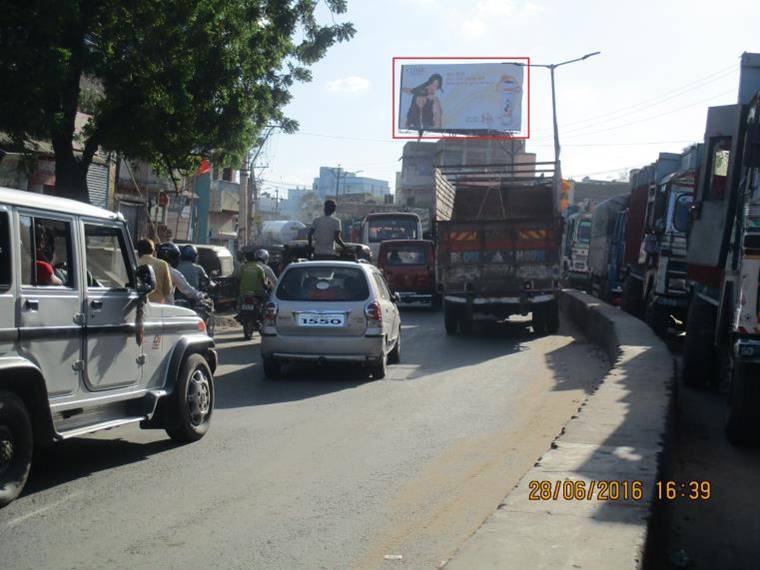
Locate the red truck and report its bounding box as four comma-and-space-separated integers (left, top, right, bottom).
377, 239, 437, 308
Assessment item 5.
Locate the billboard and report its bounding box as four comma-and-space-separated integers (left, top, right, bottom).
398, 62, 523, 134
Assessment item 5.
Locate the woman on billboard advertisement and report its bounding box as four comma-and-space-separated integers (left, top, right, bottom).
403, 73, 443, 130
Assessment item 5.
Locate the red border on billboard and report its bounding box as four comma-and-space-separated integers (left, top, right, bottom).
392, 56, 531, 140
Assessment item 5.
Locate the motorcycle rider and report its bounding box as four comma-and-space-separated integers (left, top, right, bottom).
156, 242, 204, 305
178, 244, 210, 290
238, 249, 268, 304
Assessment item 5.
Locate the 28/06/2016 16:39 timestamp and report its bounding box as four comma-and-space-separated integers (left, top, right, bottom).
528, 480, 712, 502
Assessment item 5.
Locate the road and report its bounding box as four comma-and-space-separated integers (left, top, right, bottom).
0, 311, 607, 570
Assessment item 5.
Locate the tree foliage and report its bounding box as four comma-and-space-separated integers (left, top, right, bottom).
0, 0, 354, 202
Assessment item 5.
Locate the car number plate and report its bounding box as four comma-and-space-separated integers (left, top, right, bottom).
241, 304, 256, 310
297, 313, 345, 327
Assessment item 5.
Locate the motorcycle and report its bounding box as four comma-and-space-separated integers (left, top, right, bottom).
237, 292, 263, 341
176, 277, 217, 338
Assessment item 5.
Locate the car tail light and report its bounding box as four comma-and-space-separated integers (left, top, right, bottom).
264, 302, 278, 323
365, 301, 382, 323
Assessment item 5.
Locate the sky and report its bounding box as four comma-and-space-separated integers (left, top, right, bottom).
259, 0, 760, 198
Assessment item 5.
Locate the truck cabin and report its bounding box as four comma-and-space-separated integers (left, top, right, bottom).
361, 212, 422, 259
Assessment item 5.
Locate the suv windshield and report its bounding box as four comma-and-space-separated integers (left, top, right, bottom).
368, 218, 418, 242
277, 266, 369, 301
384, 245, 427, 266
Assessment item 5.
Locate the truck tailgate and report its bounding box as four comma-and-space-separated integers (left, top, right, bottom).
437, 219, 560, 294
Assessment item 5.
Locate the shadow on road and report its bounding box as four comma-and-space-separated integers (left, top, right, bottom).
21, 437, 176, 499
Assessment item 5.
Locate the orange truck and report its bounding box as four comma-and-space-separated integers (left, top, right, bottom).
435, 163, 562, 334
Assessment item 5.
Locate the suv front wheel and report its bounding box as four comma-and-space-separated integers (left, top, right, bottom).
0, 391, 33, 507
166, 355, 214, 443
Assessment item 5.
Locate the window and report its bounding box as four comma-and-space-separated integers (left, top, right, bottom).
673, 194, 693, 234
277, 266, 369, 302
19, 215, 75, 287
373, 273, 391, 300
384, 245, 428, 266
367, 217, 419, 242
84, 224, 133, 289
707, 137, 731, 201
0, 212, 10, 291
576, 221, 592, 243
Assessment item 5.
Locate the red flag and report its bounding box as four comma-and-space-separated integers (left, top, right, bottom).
195, 159, 211, 176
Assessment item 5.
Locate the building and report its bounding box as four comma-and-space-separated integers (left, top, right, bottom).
396, 139, 535, 209
312, 167, 390, 201
0, 112, 113, 210
570, 178, 630, 210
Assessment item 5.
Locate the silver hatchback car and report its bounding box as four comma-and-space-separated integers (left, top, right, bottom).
260, 261, 401, 379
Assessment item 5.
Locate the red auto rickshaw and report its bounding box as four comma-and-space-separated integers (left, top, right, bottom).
377, 239, 438, 308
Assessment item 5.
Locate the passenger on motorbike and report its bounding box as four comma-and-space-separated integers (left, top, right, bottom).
177, 244, 210, 290
157, 242, 203, 305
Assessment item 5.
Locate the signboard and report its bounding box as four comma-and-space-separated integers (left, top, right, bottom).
398, 62, 523, 133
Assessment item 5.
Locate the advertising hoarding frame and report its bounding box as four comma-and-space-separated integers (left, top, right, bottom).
392, 56, 531, 141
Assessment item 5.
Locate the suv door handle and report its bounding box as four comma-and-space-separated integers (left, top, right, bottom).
24, 299, 39, 311
90, 299, 104, 309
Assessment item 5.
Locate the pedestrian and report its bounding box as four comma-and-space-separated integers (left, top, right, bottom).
137, 238, 172, 304
308, 199, 346, 260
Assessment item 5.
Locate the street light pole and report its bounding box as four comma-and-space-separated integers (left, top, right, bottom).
516, 51, 600, 211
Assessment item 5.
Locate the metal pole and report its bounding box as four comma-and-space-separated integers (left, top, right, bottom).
335, 165, 341, 204
550, 65, 562, 211
239, 161, 249, 249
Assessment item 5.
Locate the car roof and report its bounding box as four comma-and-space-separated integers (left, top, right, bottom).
283, 260, 377, 272
0, 186, 122, 221
379, 239, 433, 247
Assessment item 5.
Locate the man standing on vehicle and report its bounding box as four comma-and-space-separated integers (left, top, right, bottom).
308, 199, 346, 260
137, 238, 173, 304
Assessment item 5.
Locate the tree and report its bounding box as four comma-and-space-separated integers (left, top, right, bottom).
0, 1, 354, 202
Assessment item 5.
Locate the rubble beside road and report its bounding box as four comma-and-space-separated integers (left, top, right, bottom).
444, 290, 673, 570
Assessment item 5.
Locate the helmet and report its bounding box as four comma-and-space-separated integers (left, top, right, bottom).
255, 249, 269, 264
244, 249, 258, 262
156, 242, 181, 267
180, 244, 198, 262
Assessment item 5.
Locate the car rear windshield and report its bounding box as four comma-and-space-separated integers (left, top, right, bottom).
577, 221, 592, 243
384, 245, 427, 266
277, 266, 369, 302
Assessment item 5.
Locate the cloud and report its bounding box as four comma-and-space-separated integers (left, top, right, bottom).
326, 76, 371, 92
445, 0, 544, 39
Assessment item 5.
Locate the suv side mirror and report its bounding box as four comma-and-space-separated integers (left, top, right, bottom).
391, 291, 400, 304
135, 264, 156, 297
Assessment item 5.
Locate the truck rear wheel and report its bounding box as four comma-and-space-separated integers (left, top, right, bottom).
621, 276, 643, 318
444, 302, 460, 335
725, 361, 760, 445
644, 297, 669, 337
682, 296, 717, 388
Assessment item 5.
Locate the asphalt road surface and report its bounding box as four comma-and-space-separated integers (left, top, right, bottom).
1, 311, 608, 570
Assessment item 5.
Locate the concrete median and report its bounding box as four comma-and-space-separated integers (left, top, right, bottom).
444, 289, 673, 570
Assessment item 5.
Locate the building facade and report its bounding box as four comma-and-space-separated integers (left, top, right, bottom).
312, 167, 390, 201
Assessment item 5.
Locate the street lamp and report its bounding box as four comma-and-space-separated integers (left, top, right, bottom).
514, 52, 600, 205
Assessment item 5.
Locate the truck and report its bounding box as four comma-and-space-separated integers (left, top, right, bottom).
588, 194, 629, 302
682, 52, 760, 444
360, 211, 423, 261
436, 162, 562, 334
620, 147, 699, 335
561, 210, 593, 290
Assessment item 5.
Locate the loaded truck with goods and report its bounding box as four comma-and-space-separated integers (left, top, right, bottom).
435, 162, 562, 334
588, 194, 629, 302
561, 211, 593, 290
681, 52, 760, 444
620, 147, 699, 335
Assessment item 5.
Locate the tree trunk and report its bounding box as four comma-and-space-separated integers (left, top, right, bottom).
54, 154, 91, 203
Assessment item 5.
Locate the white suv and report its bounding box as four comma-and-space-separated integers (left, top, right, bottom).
260, 261, 401, 379
0, 187, 217, 507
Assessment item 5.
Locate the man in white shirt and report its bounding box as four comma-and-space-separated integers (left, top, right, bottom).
308, 199, 346, 259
